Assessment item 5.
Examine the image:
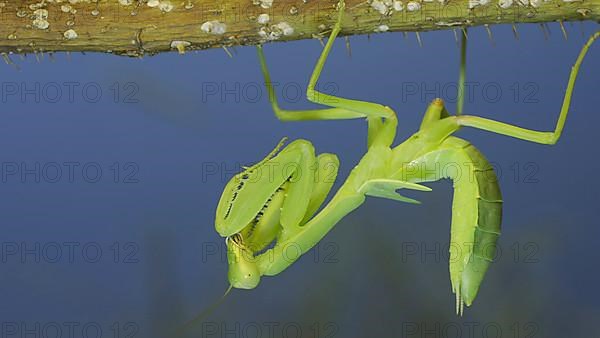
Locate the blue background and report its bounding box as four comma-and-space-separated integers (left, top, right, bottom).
0, 21, 599, 338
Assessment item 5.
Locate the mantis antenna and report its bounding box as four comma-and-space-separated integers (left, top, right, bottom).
173, 284, 234, 338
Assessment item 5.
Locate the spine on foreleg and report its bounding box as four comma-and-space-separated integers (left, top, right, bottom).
449, 142, 502, 313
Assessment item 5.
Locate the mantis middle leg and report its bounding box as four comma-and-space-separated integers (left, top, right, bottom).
258, 0, 398, 148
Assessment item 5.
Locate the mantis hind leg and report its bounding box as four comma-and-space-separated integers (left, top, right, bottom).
453, 31, 599, 145
221, 139, 341, 288
258, 0, 398, 148
457, 29, 467, 116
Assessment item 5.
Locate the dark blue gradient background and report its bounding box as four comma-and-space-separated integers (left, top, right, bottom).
0, 22, 599, 338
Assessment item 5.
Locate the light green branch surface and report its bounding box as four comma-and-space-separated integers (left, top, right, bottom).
0, 0, 598, 56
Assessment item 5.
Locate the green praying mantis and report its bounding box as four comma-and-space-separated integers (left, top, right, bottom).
214, 1, 599, 314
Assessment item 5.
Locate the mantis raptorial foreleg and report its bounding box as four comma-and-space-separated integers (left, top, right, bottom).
215, 138, 344, 288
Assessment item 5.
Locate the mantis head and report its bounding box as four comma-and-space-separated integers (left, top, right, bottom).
214, 138, 291, 289
225, 234, 261, 289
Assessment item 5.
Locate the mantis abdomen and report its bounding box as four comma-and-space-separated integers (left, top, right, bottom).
396, 136, 502, 313
452, 139, 502, 313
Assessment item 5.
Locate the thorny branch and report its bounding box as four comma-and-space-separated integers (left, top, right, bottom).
0, 0, 598, 58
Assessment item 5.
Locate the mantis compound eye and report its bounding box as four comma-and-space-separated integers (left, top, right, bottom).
226, 234, 261, 289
